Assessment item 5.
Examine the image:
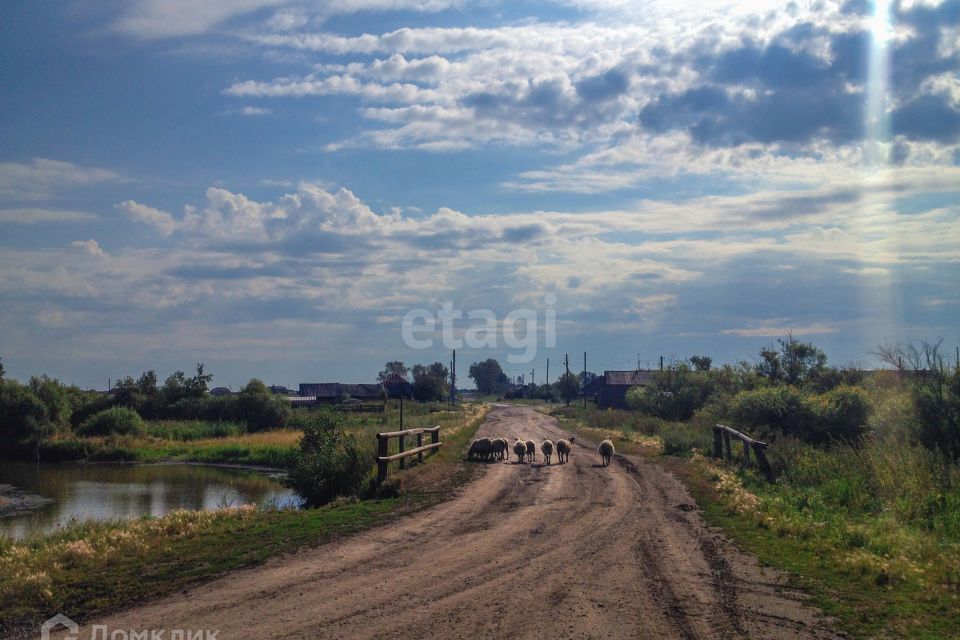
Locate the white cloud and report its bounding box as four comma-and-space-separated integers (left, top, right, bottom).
117, 200, 179, 237
0, 208, 99, 224
71, 239, 108, 257
720, 323, 841, 337
113, 0, 288, 39
0, 158, 121, 201
240, 106, 272, 115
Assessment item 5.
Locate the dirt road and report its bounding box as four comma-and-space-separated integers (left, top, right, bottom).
47, 405, 840, 640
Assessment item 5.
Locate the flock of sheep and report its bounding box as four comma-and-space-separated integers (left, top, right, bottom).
467, 435, 616, 466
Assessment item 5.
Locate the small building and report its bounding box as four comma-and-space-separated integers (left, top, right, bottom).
597, 370, 656, 409
298, 382, 384, 404
210, 386, 233, 397
380, 373, 413, 399
269, 385, 293, 395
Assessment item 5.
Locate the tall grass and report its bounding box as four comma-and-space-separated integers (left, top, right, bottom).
144, 420, 245, 440
550, 405, 713, 455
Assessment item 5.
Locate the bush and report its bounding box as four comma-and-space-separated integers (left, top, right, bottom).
730, 385, 814, 440
729, 384, 869, 445
814, 384, 870, 443
77, 407, 144, 436
234, 379, 291, 432
287, 413, 371, 507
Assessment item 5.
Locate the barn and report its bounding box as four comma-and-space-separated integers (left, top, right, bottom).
597, 370, 656, 409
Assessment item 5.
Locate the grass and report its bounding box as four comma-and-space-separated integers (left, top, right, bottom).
35, 401, 485, 468
548, 402, 960, 639
41, 430, 302, 467
0, 402, 490, 639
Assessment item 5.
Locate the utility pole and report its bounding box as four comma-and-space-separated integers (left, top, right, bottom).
546, 358, 550, 386
450, 350, 456, 406
531, 368, 535, 386
637, 353, 641, 371
583, 351, 587, 408
660, 355, 664, 371
564, 353, 571, 406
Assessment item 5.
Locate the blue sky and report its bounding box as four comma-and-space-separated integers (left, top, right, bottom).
0, 0, 958, 390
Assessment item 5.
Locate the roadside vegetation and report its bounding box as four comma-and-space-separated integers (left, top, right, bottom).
547, 338, 960, 639
0, 374, 488, 638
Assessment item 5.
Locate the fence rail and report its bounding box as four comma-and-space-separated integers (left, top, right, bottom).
712, 424, 775, 481
376, 425, 441, 483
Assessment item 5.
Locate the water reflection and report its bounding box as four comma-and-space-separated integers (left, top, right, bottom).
0, 462, 301, 538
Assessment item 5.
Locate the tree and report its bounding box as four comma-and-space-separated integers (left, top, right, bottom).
0, 380, 52, 460
689, 355, 712, 371
162, 370, 189, 404
557, 371, 579, 405
411, 362, 449, 402
468, 359, 510, 395
235, 378, 290, 432
377, 361, 409, 382
187, 363, 212, 397
287, 412, 369, 507
0, 355, 5, 382
756, 334, 827, 387
626, 363, 713, 421
876, 340, 960, 459
28, 375, 71, 431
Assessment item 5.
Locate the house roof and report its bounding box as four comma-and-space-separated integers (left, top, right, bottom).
603, 370, 656, 386
299, 382, 383, 398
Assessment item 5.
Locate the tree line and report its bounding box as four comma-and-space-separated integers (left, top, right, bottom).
0, 360, 291, 458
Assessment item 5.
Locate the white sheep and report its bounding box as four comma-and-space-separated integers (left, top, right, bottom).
540, 439, 554, 465
598, 439, 614, 466
513, 439, 527, 463
555, 439, 571, 463
525, 440, 536, 462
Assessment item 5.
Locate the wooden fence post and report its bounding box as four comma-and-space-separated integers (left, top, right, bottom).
398, 433, 406, 470
417, 431, 424, 464
377, 434, 388, 484
741, 437, 750, 468
751, 442, 775, 482
713, 426, 723, 459
722, 429, 732, 461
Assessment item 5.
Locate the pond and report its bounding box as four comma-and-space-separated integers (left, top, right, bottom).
0, 461, 301, 539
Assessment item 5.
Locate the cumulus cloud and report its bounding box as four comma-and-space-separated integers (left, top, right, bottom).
215, 0, 960, 179
71, 239, 108, 257
117, 200, 179, 237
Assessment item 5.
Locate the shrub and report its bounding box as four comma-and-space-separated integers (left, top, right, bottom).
626, 364, 713, 421
813, 384, 870, 443
77, 407, 144, 436
287, 413, 371, 507
234, 379, 291, 432
729, 385, 814, 441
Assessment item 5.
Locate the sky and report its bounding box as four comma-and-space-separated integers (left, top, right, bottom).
0, 0, 958, 390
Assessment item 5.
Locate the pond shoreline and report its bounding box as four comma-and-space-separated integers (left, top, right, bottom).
0, 484, 52, 518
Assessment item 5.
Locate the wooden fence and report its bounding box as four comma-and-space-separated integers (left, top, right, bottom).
712, 424, 775, 482
376, 425, 441, 484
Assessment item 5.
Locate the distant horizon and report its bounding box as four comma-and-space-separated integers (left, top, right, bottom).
1, 1, 957, 392
2, 335, 942, 393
